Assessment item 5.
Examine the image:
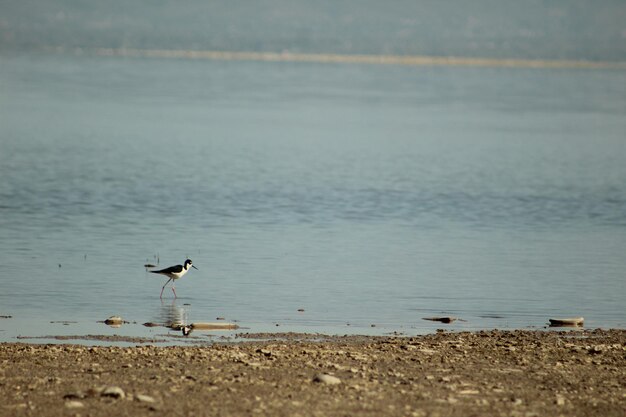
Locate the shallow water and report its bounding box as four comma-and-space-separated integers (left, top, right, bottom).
0, 52, 625, 344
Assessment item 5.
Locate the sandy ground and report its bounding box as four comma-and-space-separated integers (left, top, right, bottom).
1, 329, 624, 417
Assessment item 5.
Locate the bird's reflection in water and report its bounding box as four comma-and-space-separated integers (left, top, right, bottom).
155, 299, 190, 329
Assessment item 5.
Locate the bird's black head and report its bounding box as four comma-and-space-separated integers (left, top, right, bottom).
185, 259, 198, 270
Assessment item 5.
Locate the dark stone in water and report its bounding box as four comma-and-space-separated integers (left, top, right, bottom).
423, 317, 457, 324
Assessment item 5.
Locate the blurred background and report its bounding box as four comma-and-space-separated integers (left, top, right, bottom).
1, 0, 626, 60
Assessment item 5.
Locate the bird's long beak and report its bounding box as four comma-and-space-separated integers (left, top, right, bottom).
192, 265, 199, 270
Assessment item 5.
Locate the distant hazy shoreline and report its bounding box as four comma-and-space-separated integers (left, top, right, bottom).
39, 46, 626, 70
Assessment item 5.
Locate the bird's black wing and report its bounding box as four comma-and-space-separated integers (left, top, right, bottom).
150, 264, 183, 274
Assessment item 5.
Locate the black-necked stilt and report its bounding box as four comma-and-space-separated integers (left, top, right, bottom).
150, 259, 198, 298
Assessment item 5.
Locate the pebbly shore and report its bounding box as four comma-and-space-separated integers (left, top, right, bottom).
1, 329, 624, 417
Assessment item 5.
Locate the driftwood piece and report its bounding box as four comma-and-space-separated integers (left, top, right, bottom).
549, 317, 584, 327
191, 322, 240, 330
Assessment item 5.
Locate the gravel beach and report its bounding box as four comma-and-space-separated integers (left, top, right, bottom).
1, 329, 624, 417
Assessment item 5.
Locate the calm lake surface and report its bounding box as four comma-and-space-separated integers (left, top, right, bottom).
0, 52, 625, 343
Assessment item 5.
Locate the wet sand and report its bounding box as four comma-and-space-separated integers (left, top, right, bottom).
1, 329, 624, 417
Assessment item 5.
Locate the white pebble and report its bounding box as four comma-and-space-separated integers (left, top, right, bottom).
102, 386, 125, 399
313, 373, 341, 385
65, 401, 84, 408
136, 394, 156, 403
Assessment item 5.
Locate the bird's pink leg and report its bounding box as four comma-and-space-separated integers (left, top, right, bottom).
160, 278, 172, 299
172, 284, 177, 298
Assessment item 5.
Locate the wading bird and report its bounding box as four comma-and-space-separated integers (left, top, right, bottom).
150, 259, 198, 298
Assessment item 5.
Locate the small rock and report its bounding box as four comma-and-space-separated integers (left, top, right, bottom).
136, 394, 156, 403
257, 348, 272, 357
65, 401, 84, 409
63, 391, 86, 399
104, 316, 124, 326
588, 345, 603, 354
313, 374, 341, 385
556, 395, 566, 406
102, 386, 125, 399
